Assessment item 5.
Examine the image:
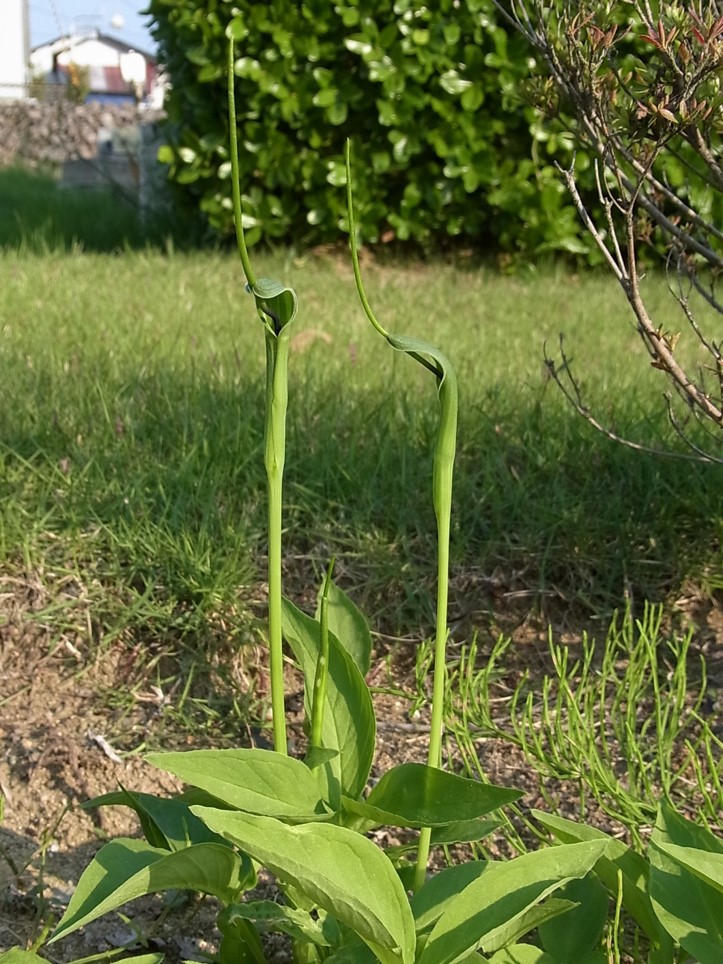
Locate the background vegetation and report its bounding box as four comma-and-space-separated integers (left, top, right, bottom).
146, 0, 598, 260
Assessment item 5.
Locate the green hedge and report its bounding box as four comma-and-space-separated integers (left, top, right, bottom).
148, 0, 595, 259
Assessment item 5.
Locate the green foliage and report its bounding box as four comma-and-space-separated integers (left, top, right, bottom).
147, 0, 595, 259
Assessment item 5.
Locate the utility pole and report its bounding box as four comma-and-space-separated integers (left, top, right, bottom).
22, 0, 30, 95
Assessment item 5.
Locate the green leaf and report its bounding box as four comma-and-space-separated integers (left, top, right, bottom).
388, 819, 501, 856
412, 861, 489, 935
0, 954, 52, 964
532, 810, 673, 958
192, 808, 416, 964
324, 944, 376, 963
0, 956, 165, 964
50, 839, 243, 942
487, 946, 559, 963
305, 745, 340, 770
649, 801, 723, 964
82, 787, 230, 851
315, 580, 372, 677
656, 842, 723, 893
218, 907, 266, 964
145, 749, 325, 820
538, 874, 608, 958
343, 35, 374, 56
221, 900, 332, 946
483, 898, 578, 955
418, 840, 608, 964
342, 764, 521, 828
282, 597, 375, 805
439, 70, 473, 95
156, 144, 175, 165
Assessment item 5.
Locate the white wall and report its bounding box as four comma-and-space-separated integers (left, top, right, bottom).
0, 0, 29, 98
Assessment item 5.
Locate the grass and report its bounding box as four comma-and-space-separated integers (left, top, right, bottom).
0, 167, 174, 253
0, 167, 721, 767
1, 243, 721, 667
0, 167, 138, 252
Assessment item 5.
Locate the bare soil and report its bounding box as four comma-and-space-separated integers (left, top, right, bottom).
1, 569, 721, 962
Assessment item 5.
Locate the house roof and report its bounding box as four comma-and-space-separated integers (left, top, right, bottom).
32, 31, 156, 64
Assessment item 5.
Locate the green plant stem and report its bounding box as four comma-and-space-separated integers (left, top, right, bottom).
414, 375, 455, 892
345, 141, 439, 379
310, 558, 335, 748
346, 138, 458, 890
265, 330, 289, 755
228, 38, 255, 288
229, 36, 288, 753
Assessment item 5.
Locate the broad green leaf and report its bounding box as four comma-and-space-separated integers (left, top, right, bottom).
490, 949, 604, 964
343, 35, 374, 56
221, 900, 332, 946
483, 898, 578, 955
538, 874, 608, 958
488, 946, 558, 963
218, 906, 267, 964
305, 745, 340, 770
225, 17, 248, 42
315, 580, 372, 677
387, 818, 501, 855
82, 787, 230, 851
649, 802, 723, 964
655, 842, 723, 893
418, 840, 608, 964
282, 597, 375, 805
145, 748, 325, 819
0, 954, 52, 964
412, 861, 490, 934
192, 808, 415, 964
51, 839, 243, 942
342, 764, 521, 829
324, 944, 376, 964
532, 809, 672, 958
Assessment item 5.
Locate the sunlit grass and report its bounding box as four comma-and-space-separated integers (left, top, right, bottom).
1, 247, 721, 661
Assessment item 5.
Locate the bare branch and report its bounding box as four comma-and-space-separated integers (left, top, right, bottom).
495, 0, 723, 458
544, 337, 721, 463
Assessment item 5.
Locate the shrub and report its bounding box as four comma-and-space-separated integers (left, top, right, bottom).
147, 0, 597, 259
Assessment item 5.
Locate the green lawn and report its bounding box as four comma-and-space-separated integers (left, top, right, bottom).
1, 172, 722, 876
1, 243, 720, 660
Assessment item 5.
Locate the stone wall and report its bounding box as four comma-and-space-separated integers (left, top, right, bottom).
0, 99, 162, 169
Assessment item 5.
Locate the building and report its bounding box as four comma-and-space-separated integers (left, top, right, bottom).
0, 0, 30, 99
30, 30, 163, 107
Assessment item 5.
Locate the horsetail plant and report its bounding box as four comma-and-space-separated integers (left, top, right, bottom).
346, 140, 458, 891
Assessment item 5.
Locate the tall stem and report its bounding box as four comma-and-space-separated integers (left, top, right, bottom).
265, 331, 289, 754
310, 558, 335, 748
229, 37, 292, 753
346, 137, 458, 887
228, 39, 255, 287
414, 503, 451, 890
413, 414, 454, 889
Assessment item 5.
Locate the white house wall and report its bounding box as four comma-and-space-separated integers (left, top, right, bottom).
0, 0, 29, 98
